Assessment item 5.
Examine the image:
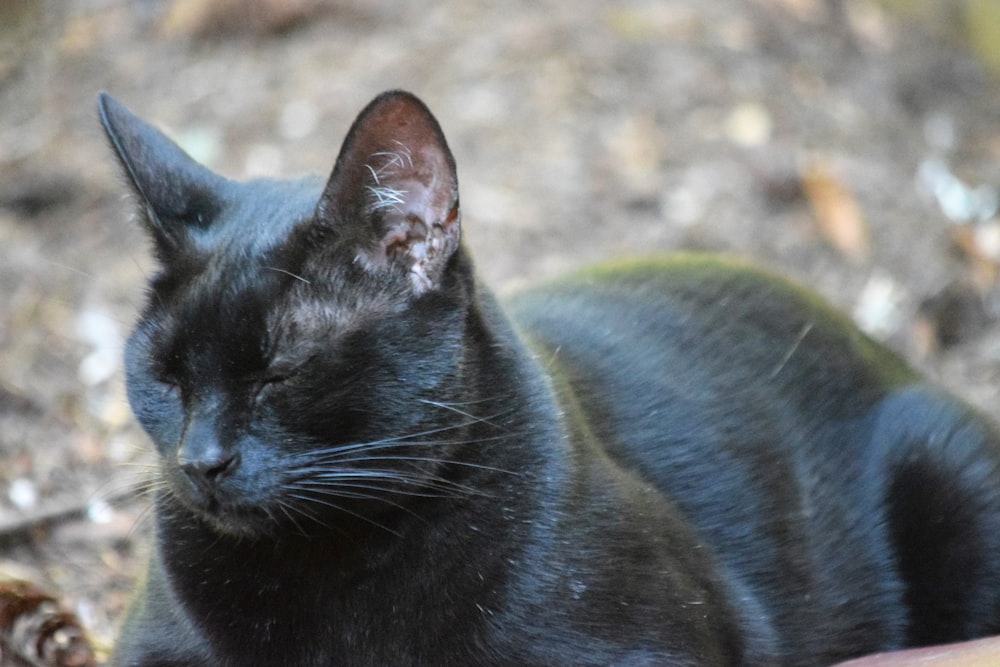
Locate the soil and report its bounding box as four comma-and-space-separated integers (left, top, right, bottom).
1, 0, 999, 661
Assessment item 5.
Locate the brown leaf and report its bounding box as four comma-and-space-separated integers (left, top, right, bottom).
161, 0, 340, 39
0, 580, 95, 667
801, 161, 870, 262
949, 224, 999, 288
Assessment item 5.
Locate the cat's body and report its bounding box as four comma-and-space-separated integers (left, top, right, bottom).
99, 91, 1000, 666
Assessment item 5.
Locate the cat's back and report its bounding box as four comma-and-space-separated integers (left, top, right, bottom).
504, 254, 926, 658
505, 254, 914, 412
503, 253, 917, 498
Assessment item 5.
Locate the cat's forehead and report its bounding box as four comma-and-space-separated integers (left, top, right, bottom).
149, 168, 418, 348
168, 236, 401, 349
209, 176, 323, 257
146, 175, 317, 332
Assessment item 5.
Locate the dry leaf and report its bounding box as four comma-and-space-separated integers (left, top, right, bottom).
949, 224, 999, 288
161, 0, 339, 39
801, 161, 870, 261
0, 579, 95, 667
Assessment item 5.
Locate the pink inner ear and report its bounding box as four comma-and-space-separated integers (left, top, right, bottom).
364, 142, 450, 215
361, 142, 461, 293
318, 91, 462, 291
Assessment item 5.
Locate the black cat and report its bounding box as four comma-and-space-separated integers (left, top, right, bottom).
98, 90, 1000, 666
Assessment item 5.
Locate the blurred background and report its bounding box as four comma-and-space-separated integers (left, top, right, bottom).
1, 0, 999, 658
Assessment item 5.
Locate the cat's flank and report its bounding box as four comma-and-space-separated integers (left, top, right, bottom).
99, 90, 1000, 666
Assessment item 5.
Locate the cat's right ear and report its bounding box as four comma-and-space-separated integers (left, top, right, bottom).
97, 93, 226, 261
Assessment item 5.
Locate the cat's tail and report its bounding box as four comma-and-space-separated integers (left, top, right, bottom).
871, 385, 1000, 646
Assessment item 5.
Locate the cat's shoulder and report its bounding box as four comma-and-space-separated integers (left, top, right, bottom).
506, 252, 851, 333
504, 252, 914, 388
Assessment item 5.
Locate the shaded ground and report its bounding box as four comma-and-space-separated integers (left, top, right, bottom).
1, 0, 999, 660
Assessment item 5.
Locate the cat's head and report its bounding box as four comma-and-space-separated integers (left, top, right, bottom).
99, 91, 481, 539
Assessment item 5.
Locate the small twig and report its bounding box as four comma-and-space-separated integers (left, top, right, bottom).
0, 487, 143, 546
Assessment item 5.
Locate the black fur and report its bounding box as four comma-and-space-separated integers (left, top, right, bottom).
98, 90, 1000, 666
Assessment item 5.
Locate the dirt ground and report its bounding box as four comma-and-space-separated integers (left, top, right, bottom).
2, 0, 1000, 660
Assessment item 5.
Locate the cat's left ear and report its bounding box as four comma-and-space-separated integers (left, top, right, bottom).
317, 91, 461, 293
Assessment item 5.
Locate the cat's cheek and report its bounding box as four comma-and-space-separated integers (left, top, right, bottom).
127, 379, 184, 454
124, 328, 186, 450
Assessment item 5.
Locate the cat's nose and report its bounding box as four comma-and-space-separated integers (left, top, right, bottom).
178, 417, 239, 491
180, 451, 239, 491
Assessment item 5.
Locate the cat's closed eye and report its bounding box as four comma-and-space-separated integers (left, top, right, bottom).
254, 373, 288, 400
153, 363, 184, 396
158, 376, 183, 399
252, 360, 302, 402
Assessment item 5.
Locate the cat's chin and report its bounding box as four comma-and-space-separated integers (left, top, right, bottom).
165, 492, 283, 540
196, 507, 273, 538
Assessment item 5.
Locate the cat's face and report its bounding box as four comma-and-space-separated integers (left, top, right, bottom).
100, 92, 474, 538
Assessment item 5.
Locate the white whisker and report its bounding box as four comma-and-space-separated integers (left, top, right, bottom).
264, 266, 311, 284
286, 492, 402, 537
